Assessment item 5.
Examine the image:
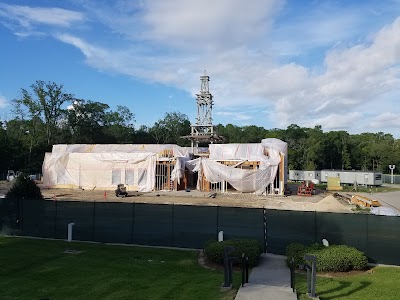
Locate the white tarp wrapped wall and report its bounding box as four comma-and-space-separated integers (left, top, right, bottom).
186, 138, 288, 195
43, 140, 287, 194
43, 144, 190, 192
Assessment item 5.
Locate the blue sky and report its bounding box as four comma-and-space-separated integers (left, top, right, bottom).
1, 0, 400, 136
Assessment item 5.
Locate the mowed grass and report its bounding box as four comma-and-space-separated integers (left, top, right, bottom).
0, 236, 239, 300
296, 267, 400, 300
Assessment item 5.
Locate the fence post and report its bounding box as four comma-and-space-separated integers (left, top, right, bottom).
17, 198, 21, 231
314, 211, 317, 244
54, 199, 57, 238
92, 200, 96, 242
216, 206, 220, 239
172, 203, 175, 247
131, 202, 135, 244
263, 208, 267, 253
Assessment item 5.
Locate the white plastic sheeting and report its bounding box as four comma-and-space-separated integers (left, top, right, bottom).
43, 144, 190, 192
370, 207, 400, 216
187, 139, 287, 194
43, 140, 287, 194
262, 138, 288, 184
51, 144, 189, 157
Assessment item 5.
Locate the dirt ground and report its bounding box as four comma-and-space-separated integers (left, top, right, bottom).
0, 180, 355, 213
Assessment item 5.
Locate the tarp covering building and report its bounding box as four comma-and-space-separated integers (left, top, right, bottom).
43, 144, 190, 192
186, 138, 288, 194
43, 138, 287, 195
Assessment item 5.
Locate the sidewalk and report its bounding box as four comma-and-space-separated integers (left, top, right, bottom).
235, 253, 297, 300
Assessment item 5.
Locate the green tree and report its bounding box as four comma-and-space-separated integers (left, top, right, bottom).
304, 126, 325, 170
103, 105, 135, 143
241, 125, 268, 143
13, 81, 73, 145
67, 100, 109, 143
281, 124, 307, 169
150, 112, 190, 145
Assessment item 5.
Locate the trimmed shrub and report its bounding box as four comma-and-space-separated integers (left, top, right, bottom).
286, 243, 307, 266
286, 242, 324, 267
308, 245, 368, 272
204, 239, 262, 267
286, 242, 368, 272
6, 174, 44, 200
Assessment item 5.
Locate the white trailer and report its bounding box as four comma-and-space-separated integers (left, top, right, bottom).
320, 170, 383, 186
289, 170, 321, 182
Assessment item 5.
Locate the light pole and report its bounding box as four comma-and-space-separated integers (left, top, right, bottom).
389, 165, 396, 184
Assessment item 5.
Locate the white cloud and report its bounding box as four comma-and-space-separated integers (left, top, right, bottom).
0, 94, 8, 108
0, 3, 85, 35
371, 112, 400, 129
3, 1, 400, 135
54, 6, 400, 135
305, 112, 363, 131
141, 0, 283, 50
215, 111, 253, 121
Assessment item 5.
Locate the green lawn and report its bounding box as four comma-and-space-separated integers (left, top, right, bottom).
296, 267, 400, 300
0, 236, 240, 300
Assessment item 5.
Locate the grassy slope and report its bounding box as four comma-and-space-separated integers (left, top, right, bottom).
296, 267, 400, 300
0, 237, 239, 300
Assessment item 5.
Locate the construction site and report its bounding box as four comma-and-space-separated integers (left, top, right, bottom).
2, 73, 399, 215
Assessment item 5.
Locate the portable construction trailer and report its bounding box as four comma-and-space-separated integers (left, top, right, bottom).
289, 170, 321, 182
320, 170, 383, 186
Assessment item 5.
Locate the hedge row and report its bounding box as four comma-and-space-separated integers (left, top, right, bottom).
286, 242, 368, 272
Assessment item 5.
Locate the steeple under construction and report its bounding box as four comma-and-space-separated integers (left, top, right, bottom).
185, 71, 223, 150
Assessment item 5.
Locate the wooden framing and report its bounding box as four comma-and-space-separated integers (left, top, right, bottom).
197, 154, 286, 195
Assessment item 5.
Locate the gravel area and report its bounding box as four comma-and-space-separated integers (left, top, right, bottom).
0, 180, 357, 213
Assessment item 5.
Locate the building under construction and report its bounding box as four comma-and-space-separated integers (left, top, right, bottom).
42, 73, 288, 195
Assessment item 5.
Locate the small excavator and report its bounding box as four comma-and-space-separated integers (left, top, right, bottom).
115, 184, 128, 197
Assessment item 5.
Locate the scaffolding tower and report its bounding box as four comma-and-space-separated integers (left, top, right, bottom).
184, 71, 223, 152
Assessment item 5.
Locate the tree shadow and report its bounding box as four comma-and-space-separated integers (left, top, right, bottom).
317, 280, 371, 299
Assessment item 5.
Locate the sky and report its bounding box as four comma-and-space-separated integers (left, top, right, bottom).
1, 0, 400, 137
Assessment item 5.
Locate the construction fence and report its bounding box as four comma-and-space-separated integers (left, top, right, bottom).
383, 174, 400, 184
1, 198, 399, 265
0, 198, 264, 250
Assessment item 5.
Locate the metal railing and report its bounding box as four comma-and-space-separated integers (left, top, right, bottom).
290, 257, 296, 293
304, 255, 317, 298
241, 253, 249, 287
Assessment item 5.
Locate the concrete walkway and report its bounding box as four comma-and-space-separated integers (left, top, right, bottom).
235, 253, 297, 300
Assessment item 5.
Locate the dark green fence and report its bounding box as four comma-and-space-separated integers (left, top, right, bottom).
266, 209, 400, 265
0, 199, 265, 250
1, 198, 400, 265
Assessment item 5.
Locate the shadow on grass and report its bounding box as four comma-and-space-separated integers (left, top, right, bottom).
318, 280, 371, 300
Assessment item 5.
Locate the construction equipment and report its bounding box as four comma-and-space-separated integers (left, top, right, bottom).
115, 184, 128, 197
297, 181, 315, 196
351, 194, 381, 208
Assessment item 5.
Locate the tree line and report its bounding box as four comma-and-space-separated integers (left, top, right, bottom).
1, 81, 399, 175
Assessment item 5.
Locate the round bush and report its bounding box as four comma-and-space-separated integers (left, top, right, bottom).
286, 243, 307, 266
308, 245, 368, 272
204, 239, 262, 267
286, 242, 368, 272
286, 242, 323, 267
6, 174, 44, 200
